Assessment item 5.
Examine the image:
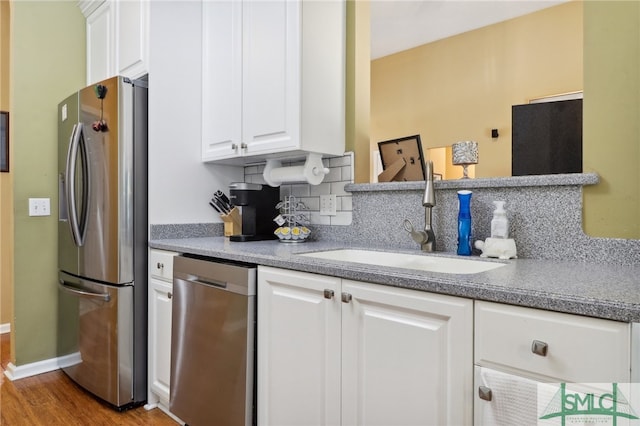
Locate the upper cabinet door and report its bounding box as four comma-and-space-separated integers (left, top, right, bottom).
82, 0, 149, 85
201, 0, 243, 161
85, 1, 114, 85
242, 0, 300, 156
201, 0, 345, 164
116, 0, 149, 79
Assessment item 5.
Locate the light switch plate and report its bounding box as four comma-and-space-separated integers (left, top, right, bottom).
29, 198, 51, 216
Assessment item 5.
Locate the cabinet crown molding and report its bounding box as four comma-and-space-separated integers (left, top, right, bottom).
78, 0, 106, 18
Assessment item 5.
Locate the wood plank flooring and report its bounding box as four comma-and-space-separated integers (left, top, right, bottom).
0, 333, 178, 425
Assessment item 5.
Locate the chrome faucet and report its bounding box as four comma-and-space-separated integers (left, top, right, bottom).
403, 160, 436, 252
421, 160, 436, 251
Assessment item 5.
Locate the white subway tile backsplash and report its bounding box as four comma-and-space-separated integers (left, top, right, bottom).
325, 167, 342, 183
279, 185, 292, 198
310, 211, 331, 226
329, 154, 351, 167
341, 165, 351, 181
245, 165, 259, 175
330, 181, 348, 196
330, 211, 353, 226
339, 195, 352, 211
309, 182, 331, 196
291, 184, 310, 197
299, 197, 319, 211
243, 152, 353, 226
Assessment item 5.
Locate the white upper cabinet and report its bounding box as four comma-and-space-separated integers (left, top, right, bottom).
80, 0, 149, 85
83, 0, 113, 85
202, 0, 346, 164
116, 0, 149, 79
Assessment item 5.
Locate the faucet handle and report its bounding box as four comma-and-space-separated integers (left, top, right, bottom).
404, 219, 427, 244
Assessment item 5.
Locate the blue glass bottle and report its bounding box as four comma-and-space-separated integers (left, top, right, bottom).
457, 190, 473, 256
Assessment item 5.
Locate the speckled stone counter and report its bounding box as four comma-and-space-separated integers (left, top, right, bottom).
150, 173, 640, 323
149, 237, 640, 323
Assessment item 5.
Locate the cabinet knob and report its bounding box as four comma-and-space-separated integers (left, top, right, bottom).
341, 292, 352, 303
478, 386, 493, 401
240, 143, 248, 150
323, 289, 334, 299
531, 340, 548, 356
157, 262, 164, 270
231, 143, 238, 150
167, 292, 172, 299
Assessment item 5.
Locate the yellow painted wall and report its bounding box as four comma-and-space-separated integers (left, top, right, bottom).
583, 1, 640, 238
1, 0, 13, 329
370, 2, 583, 179
346, 0, 371, 184
11, 1, 84, 365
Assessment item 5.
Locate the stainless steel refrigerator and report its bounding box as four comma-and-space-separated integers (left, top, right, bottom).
57, 75, 148, 410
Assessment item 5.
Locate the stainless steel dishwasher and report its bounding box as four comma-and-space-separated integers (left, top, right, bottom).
170, 255, 257, 426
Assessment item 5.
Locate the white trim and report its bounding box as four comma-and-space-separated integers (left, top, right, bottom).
632, 323, 639, 383
0, 323, 10, 334
529, 90, 583, 104
3, 356, 61, 381
155, 403, 186, 425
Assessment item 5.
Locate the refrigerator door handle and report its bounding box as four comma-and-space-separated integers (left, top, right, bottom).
65, 123, 90, 246
58, 280, 111, 302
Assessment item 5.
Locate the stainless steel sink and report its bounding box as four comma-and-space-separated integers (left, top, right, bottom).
298, 249, 506, 274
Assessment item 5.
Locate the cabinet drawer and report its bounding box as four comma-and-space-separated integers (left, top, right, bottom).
475, 301, 630, 383
149, 250, 178, 281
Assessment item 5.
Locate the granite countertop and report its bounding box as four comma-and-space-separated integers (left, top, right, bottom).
149, 237, 640, 323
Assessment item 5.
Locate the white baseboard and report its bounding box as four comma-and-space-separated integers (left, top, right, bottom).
156, 403, 185, 425
3, 356, 62, 381
0, 323, 10, 334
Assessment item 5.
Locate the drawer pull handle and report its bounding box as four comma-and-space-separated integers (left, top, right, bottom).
478, 386, 492, 401
157, 262, 164, 270
341, 292, 352, 303
324, 289, 335, 299
167, 292, 172, 299
531, 340, 548, 356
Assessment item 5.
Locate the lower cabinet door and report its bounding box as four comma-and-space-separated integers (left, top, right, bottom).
341, 280, 474, 426
257, 266, 342, 426
148, 278, 172, 404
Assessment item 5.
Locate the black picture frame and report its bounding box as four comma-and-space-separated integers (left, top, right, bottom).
0, 111, 8, 173
377, 134, 426, 182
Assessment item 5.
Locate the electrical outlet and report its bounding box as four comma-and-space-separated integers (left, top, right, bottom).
319, 194, 337, 216
29, 198, 51, 216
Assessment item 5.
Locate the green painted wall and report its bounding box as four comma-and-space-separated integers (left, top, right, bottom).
583, 1, 640, 239
12, 1, 84, 365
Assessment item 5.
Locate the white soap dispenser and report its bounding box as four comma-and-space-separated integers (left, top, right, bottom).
490, 201, 509, 239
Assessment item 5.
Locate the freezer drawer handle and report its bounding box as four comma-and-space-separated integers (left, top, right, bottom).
59, 280, 111, 302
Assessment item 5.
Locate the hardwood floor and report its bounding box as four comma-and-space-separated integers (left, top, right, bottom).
0, 333, 178, 425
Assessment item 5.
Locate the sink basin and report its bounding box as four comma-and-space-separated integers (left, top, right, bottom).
298, 249, 506, 274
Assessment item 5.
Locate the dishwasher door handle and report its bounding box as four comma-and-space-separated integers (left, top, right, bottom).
187, 277, 227, 289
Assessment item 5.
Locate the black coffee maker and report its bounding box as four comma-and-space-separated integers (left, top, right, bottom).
228, 182, 280, 242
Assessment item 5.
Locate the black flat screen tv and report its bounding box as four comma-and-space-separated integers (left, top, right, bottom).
511, 99, 582, 176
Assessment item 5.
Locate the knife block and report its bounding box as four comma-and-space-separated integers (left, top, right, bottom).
221, 207, 242, 237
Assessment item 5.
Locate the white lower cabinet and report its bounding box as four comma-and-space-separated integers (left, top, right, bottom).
147, 250, 177, 410
257, 266, 473, 426
474, 300, 632, 425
